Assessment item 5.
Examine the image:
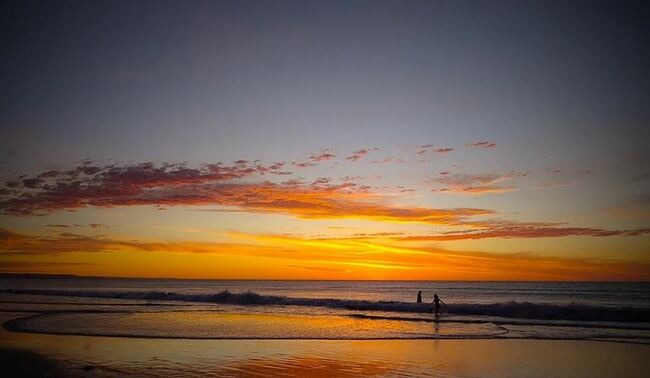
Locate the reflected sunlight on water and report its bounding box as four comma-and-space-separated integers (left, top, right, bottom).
0, 318, 647, 378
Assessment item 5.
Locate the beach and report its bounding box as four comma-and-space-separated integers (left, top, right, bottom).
1, 319, 648, 377
1, 277, 649, 376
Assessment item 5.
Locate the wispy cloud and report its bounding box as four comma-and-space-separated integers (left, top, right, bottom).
548, 169, 592, 176
227, 232, 650, 280
346, 147, 378, 162
2, 229, 648, 280
467, 141, 496, 149
415, 145, 455, 155
396, 226, 650, 241
45, 224, 72, 228
0, 261, 99, 272
371, 157, 404, 164
434, 147, 454, 154
0, 228, 264, 256
292, 150, 336, 168
432, 172, 527, 195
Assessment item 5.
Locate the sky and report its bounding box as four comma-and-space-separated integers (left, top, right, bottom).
1, 0, 649, 280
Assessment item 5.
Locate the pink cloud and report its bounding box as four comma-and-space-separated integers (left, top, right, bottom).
0, 162, 493, 226
309, 151, 336, 162
415, 145, 454, 155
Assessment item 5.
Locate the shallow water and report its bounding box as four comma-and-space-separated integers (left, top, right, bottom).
1, 276, 649, 343
0, 319, 648, 378
7, 311, 505, 339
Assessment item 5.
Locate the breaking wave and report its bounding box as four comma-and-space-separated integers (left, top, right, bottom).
2, 288, 649, 322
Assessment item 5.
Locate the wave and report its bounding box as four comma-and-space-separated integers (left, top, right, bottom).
2, 288, 649, 322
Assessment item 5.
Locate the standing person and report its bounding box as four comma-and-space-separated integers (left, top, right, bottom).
416, 290, 422, 303
432, 294, 447, 317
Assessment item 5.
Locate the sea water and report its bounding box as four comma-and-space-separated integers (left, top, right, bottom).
0, 276, 649, 342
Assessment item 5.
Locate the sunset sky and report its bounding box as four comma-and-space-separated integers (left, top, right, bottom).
1, 0, 648, 280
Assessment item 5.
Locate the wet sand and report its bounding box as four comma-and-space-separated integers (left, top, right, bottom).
1, 313, 648, 377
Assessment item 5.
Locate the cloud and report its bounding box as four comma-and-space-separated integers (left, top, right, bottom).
292, 150, 336, 168
467, 141, 496, 149
45, 223, 107, 229
432, 172, 527, 195
371, 158, 391, 164
0, 162, 493, 225
396, 226, 650, 241
434, 148, 454, 154
230, 232, 650, 280
2, 228, 648, 280
310, 151, 336, 162
1, 161, 280, 215
548, 169, 592, 176
346, 148, 377, 162
0, 228, 264, 256
414, 145, 454, 155
0, 261, 99, 272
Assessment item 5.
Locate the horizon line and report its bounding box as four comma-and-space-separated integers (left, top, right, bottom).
0, 272, 647, 283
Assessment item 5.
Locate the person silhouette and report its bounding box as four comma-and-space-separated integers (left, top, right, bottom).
417, 290, 422, 303
432, 294, 446, 317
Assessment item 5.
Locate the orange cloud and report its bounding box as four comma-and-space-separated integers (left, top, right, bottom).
2, 229, 648, 280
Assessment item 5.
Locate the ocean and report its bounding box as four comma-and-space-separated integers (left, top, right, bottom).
1, 276, 649, 342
